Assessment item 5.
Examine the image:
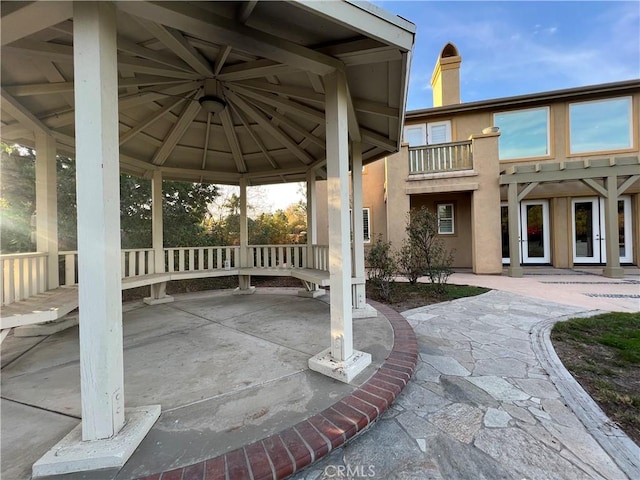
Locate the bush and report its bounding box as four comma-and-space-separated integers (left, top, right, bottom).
366, 235, 396, 302
401, 207, 454, 293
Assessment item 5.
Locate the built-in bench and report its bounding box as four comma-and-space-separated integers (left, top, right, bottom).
1, 245, 334, 331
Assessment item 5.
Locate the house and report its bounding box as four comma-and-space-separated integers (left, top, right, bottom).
317, 43, 640, 278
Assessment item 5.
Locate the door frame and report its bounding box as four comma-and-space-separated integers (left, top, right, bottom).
501, 200, 551, 264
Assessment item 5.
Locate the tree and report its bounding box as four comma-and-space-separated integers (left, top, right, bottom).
0, 144, 219, 252
401, 206, 454, 292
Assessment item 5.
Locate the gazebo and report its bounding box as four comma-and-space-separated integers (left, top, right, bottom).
0, 1, 415, 476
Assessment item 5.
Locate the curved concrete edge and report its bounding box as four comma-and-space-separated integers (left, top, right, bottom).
531, 311, 640, 480
136, 300, 418, 480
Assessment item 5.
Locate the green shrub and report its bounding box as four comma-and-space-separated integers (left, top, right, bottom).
366, 235, 396, 302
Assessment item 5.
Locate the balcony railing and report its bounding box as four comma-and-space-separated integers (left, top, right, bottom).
409, 140, 473, 174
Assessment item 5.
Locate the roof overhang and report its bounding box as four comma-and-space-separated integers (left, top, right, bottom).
0, 0, 416, 185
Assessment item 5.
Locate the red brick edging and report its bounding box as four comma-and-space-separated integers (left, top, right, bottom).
139, 301, 418, 480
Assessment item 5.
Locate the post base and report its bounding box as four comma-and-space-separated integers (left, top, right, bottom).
352, 304, 378, 319
32, 405, 160, 478
143, 295, 175, 305
507, 266, 524, 278
233, 286, 256, 295
298, 288, 326, 298
309, 348, 372, 383
602, 266, 625, 278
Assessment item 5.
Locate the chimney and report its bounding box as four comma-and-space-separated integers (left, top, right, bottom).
431, 43, 462, 107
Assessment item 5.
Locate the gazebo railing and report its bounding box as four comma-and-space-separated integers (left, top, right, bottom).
1, 252, 48, 305
248, 244, 307, 269
2, 244, 332, 306
312, 245, 329, 271
165, 246, 239, 273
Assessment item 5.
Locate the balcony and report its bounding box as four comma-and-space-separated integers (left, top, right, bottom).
409, 140, 473, 175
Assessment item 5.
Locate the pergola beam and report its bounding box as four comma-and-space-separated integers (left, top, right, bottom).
117, 37, 194, 72
256, 103, 326, 149
230, 102, 279, 169
120, 96, 185, 145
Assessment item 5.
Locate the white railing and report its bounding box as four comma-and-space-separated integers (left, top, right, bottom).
409, 140, 473, 174
1, 252, 48, 305
60, 251, 78, 286
122, 249, 155, 279
165, 246, 239, 273
312, 245, 329, 271
3, 243, 331, 305
247, 245, 307, 269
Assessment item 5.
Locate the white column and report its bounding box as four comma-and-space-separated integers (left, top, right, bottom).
306, 169, 318, 266
144, 170, 172, 304
33, 3, 159, 476
603, 176, 624, 278
236, 178, 254, 293
507, 183, 523, 277
351, 143, 376, 317
299, 169, 324, 298
308, 70, 370, 383
35, 132, 59, 290
73, 1, 125, 441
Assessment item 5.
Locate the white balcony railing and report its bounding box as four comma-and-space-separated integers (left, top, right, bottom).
248, 244, 307, 269
312, 245, 329, 271
165, 246, 239, 273
409, 140, 473, 174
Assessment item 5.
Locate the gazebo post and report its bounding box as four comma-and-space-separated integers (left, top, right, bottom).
351, 142, 376, 318
236, 177, 255, 293
145, 170, 173, 304
299, 169, 325, 297
33, 3, 160, 476
34, 132, 59, 291
602, 175, 624, 278
309, 70, 371, 383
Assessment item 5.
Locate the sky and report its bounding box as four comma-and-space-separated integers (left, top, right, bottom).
265, 1, 640, 211
377, 0, 640, 110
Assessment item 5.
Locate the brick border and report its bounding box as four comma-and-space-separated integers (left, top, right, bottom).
138, 301, 417, 480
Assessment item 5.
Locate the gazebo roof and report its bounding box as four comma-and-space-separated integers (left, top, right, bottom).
0, 1, 415, 185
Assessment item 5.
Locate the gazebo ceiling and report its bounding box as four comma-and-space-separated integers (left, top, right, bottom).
0, 1, 415, 186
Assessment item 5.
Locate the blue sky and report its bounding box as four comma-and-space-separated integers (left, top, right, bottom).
375, 1, 640, 110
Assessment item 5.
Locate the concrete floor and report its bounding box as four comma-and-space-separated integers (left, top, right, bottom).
1, 288, 393, 480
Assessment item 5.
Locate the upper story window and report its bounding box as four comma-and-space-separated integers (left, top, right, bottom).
494, 107, 550, 160
569, 97, 632, 154
404, 121, 452, 147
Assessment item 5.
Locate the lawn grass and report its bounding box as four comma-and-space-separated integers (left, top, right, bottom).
551, 312, 640, 445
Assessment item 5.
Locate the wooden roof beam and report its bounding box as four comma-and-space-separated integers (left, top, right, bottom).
1, 1, 72, 46
151, 92, 202, 165
116, 1, 342, 76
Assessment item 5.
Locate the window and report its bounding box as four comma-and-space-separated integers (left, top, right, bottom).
437, 203, 454, 234
569, 97, 632, 154
350, 208, 371, 243
494, 107, 550, 160
404, 124, 426, 146
427, 121, 452, 144
363, 208, 371, 243
404, 121, 452, 146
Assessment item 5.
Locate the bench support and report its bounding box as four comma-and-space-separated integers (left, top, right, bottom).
298, 279, 325, 298
144, 282, 174, 305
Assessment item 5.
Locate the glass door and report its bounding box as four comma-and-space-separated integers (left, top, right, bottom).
574, 196, 633, 264
521, 200, 550, 264
501, 200, 550, 264
572, 198, 600, 263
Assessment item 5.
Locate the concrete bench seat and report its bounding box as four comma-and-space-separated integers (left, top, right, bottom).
291, 268, 331, 287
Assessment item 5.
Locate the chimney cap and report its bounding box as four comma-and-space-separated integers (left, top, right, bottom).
440, 42, 460, 58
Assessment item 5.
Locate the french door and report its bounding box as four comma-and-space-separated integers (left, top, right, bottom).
501, 200, 550, 264
572, 196, 632, 264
